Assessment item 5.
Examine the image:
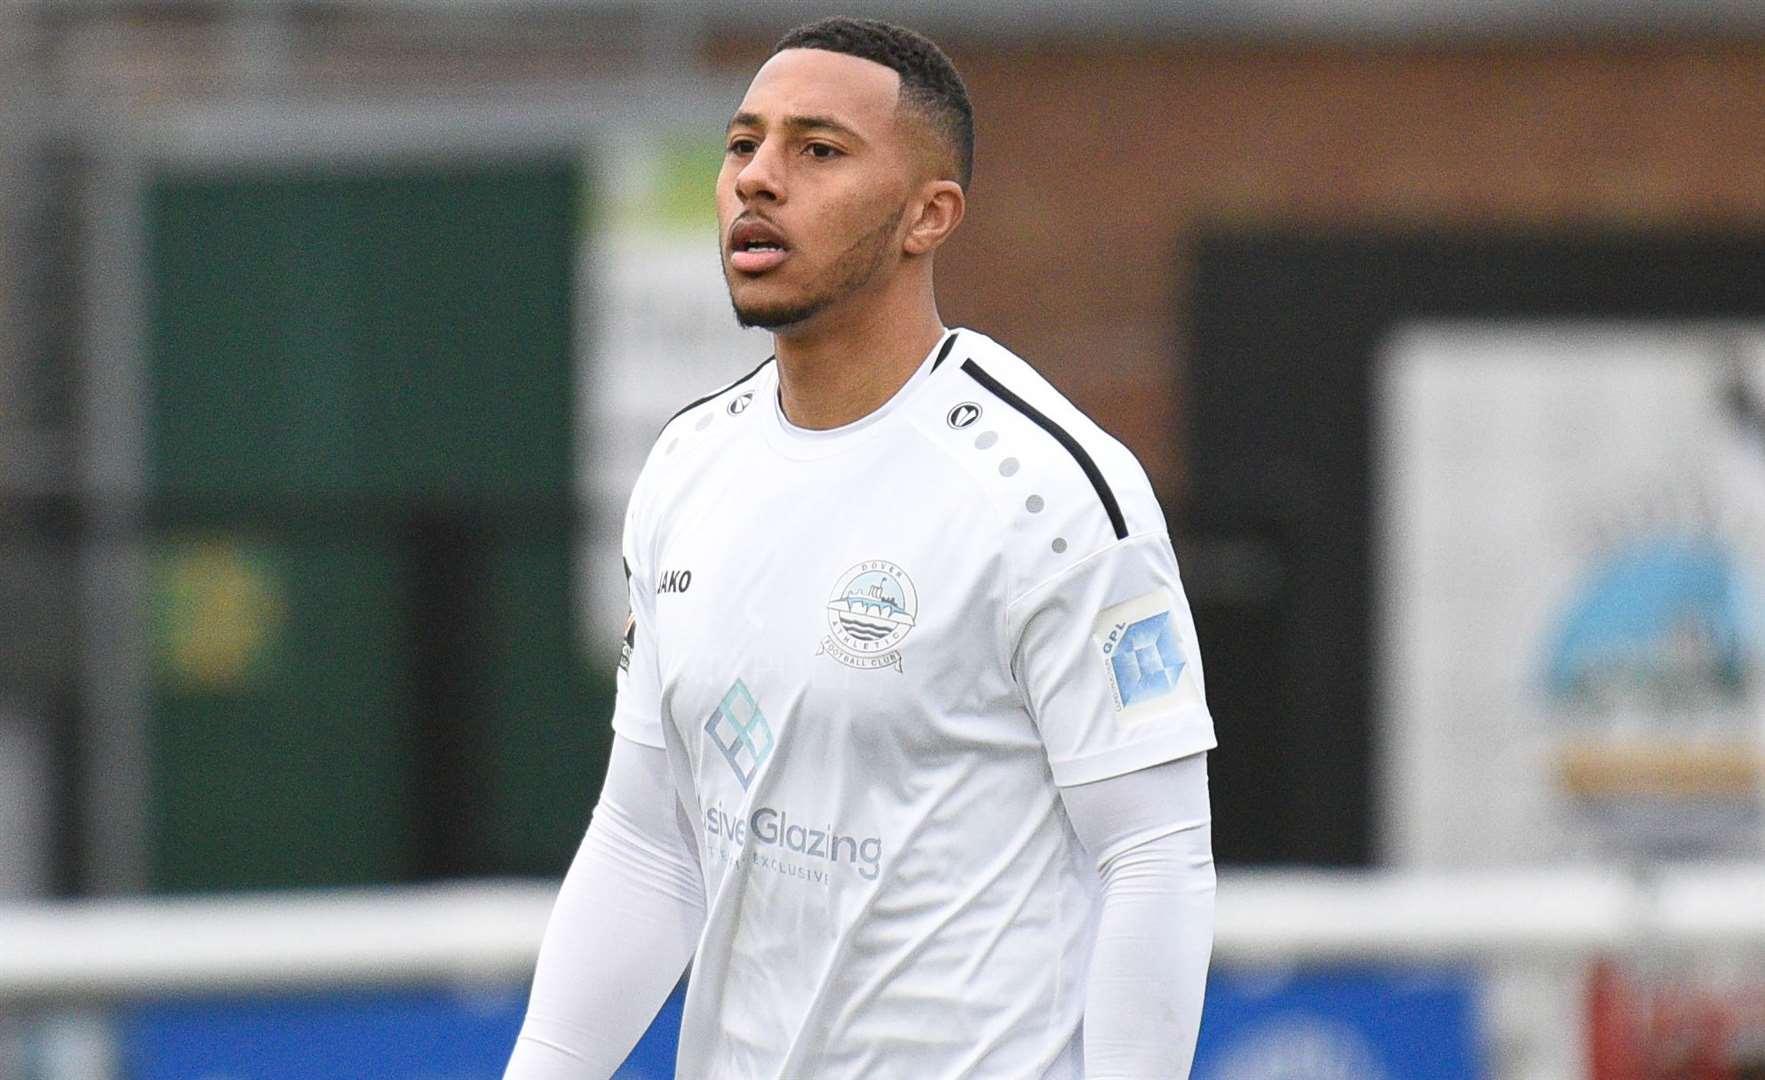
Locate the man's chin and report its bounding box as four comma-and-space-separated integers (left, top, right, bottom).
731, 296, 824, 331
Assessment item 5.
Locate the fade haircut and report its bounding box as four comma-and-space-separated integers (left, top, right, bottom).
773, 17, 974, 190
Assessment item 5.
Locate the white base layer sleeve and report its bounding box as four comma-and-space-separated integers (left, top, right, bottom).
504, 735, 704, 1080
1059, 751, 1216, 1080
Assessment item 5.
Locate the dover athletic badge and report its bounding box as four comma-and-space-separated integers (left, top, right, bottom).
818, 560, 917, 673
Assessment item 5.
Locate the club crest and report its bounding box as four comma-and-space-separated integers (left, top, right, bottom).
818, 560, 918, 673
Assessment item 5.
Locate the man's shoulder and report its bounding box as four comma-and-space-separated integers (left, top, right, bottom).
909, 331, 1165, 558
658, 355, 775, 439
644, 356, 774, 466
625, 355, 774, 531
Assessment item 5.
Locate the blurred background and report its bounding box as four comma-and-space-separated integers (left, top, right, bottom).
2, 1, 1764, 1078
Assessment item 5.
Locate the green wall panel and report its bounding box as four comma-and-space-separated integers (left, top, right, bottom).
148, 166, 579, 505
148, 178, 364, 500
148, 534, 412, 889
480, 531, 610, 875
143, 159, 603, 892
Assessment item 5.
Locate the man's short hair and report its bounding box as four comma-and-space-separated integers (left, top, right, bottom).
773, 17, 974, 190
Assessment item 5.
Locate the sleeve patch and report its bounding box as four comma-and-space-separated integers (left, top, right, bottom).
1092, 589, 1200, 727
618, 610, 636, 673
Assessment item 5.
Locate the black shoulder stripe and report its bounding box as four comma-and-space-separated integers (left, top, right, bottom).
662, 356, 774, 431
961, 359, 1128, 541
930, 331, 960, 370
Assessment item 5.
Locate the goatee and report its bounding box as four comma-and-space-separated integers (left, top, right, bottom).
727, 204, 905, 330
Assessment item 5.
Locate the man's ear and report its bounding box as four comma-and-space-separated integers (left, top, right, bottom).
903, 180, 966, 257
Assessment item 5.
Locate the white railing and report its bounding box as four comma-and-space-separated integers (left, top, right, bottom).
3, 865, 1761, 1003
0, 881, 552, 1001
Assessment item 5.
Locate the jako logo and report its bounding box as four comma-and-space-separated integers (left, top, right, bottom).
658, 569, 692, 594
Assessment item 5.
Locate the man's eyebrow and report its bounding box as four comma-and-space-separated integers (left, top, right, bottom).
726, 112, 867, 142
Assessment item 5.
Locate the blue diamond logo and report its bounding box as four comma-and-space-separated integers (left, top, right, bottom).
1110, 612, 1184, 707
704, 679, 773, 789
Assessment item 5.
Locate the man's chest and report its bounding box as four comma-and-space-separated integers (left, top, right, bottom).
644, 450, 1021, 787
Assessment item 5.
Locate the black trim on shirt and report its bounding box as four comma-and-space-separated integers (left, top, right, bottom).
960, 358, 1129, 541
663, 356, 774, 431
930, 331, 960, 371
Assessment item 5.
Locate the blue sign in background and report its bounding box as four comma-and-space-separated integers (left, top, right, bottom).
1194, 966, 1483, 1080
120, 983, 684, 1080
118, 968, 1476, 1079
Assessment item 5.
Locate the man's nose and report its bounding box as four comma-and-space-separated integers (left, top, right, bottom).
734, 140, 785, 204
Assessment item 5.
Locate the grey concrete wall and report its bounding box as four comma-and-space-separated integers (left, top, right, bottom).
0, 0, 29, 434
0, 0, 54, 899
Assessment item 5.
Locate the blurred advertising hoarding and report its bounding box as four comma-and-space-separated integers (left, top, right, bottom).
8, 970, 1478, 1080
1379, 324, 1765, 868
7, 986, 681, 1080
1194, 966, 1482, 1080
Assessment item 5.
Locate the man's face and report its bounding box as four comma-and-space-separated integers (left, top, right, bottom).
718, 48, 917, 331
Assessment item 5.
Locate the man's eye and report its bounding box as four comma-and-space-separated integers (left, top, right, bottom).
727, 138, 757, 155
805, 143, 841, 160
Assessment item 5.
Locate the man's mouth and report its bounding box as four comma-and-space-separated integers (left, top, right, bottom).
728, 220, 791, 275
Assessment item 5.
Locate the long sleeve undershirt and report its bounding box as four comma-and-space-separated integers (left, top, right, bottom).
1059, 751, 1216, 1078
504, 736, 704, 1079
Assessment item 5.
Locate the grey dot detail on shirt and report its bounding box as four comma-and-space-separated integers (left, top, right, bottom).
1026, 494, 1044, 513
1052, 537, 1068, 554
974, 431, 998, 450
999, 457, 1020, 477
694, 413, 713, 431
666, 438, 679, 454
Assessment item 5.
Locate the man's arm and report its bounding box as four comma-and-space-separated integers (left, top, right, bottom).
1059, 751, 1216, 1079
504, 735, 705, 1079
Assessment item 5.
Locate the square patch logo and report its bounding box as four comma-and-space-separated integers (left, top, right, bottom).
1110, 611, 1183, 705
704, 678, 773, 789
1092, 589, 1200, 727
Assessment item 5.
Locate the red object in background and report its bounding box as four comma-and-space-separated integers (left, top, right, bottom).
1591, 960, 1648, 1080
1589, 960, 1765, 1080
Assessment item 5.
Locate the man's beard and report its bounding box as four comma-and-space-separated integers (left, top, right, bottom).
726, 204, 905, 330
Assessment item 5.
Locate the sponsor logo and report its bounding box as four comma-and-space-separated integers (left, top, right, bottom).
1540, 480, 1765, 856
1102, 611, 1183, 706
657, 569, 693, 594
817, 560, 918, 673
618, 610, 635, 673
728, 390, 754, 416
703, 679, 774, 789
1093, 589, 1200, 726
946, 401, 982, 429
704, 802, 883, 883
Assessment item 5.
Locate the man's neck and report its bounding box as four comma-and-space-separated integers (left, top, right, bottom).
773, 298, 947, 431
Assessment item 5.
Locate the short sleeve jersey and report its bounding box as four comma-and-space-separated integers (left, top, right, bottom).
614, 329, 1215, 1080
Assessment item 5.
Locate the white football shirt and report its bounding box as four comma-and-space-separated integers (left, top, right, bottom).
614, 328, 1215, 1079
